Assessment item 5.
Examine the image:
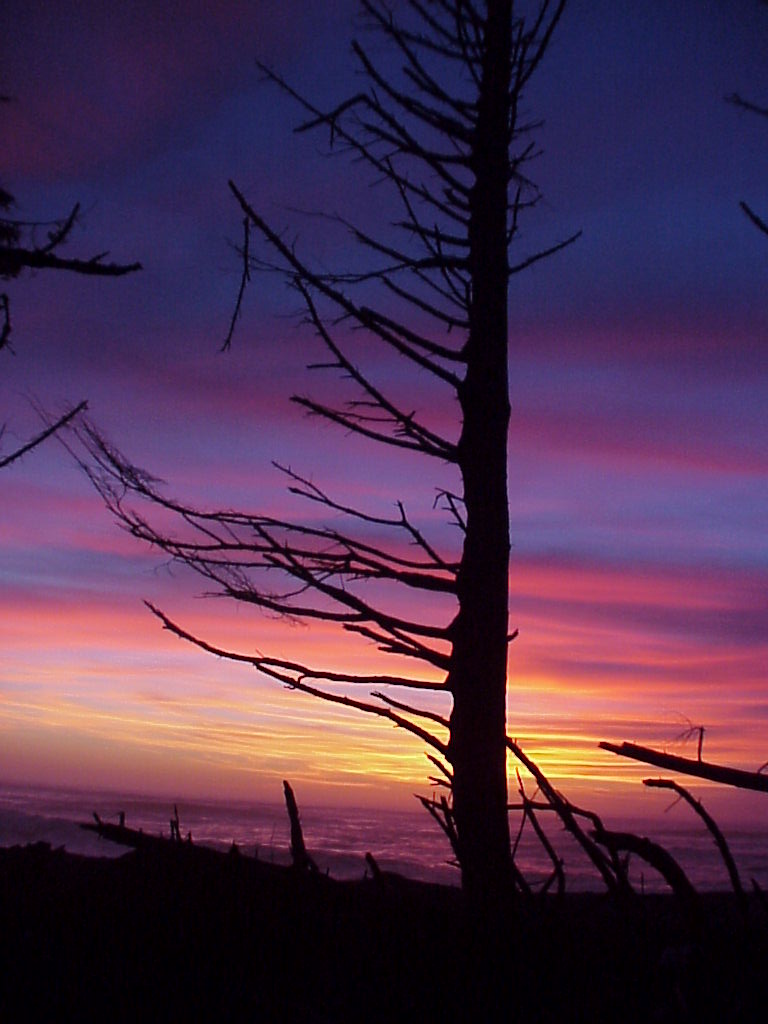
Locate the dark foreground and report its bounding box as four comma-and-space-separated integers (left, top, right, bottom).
2, 842, 767, 1023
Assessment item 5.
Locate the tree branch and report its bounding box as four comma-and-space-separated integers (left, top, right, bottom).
643, 778, 745, 904
148, 602, 448, 755
599, 741, 768, 793
229, 180, 463, 388
0, 400, 87, 469
0, 246, 141, 278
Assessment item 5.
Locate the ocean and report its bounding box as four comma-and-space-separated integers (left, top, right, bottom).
2, 781, 767, 894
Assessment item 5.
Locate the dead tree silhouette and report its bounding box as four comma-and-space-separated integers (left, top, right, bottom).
79, 0, 579, 899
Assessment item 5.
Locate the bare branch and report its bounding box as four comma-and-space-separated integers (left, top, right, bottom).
350, 39, 473, 146
291, 287, 458, 459
508, 230, 582, 276
0, 401, 87, 469
293, 394, 456, 460
229, 180, 463, 389
263, 62, 472, 222
726, 92, 768, 119
222, 217, 250, 350
148, 602, 448, 755
418, 793, 461, 865
147, 603, 445, 691
515, 1, 568, 92
275, 463, 458, 574
518, 779, 565, 896
740, 200, 768, 237
344, 622, 451, 670
643, 778, 745, 903
358, 303, 467, 357
426, 752, 453, 784
600, 740, 768, 793
0, 246, 141, 279
372, 690, 449, 727
506, 736, 622, 893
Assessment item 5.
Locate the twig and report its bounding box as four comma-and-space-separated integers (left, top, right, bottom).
222, 217, 250, 351
519, 789, 565, 896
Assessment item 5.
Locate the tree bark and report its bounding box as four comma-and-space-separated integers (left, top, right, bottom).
447, 0, 513, 898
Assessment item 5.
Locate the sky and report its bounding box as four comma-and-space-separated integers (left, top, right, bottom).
2, 0, 768, 827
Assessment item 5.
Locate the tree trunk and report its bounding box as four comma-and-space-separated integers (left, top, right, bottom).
447, 0, 513, 899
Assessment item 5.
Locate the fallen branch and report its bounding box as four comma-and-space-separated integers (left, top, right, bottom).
82, 812, 192, 853
599, 741, 768, 793
643, 778, 745, 907
592, 828, 697, 908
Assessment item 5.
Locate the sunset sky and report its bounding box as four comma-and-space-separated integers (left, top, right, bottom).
2, 1, 768, 825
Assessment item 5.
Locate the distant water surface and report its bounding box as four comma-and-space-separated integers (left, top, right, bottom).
2, 782, 767, 894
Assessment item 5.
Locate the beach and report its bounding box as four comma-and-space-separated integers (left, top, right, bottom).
4, 782, 768, 894
2, 836, 767, 1023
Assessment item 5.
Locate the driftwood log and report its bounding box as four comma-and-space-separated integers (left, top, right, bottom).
592, 827, 698, 909
82, 815, 197, 856
283, 780, 319, 873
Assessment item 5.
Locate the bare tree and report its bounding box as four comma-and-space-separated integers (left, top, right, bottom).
81, 0, 577, 898
1, 94, 141, 465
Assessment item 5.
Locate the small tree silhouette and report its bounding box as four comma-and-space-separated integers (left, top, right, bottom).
81, 0, 577, 898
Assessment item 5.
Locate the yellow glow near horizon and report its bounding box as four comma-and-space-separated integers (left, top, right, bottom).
4, 542, 768, 823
